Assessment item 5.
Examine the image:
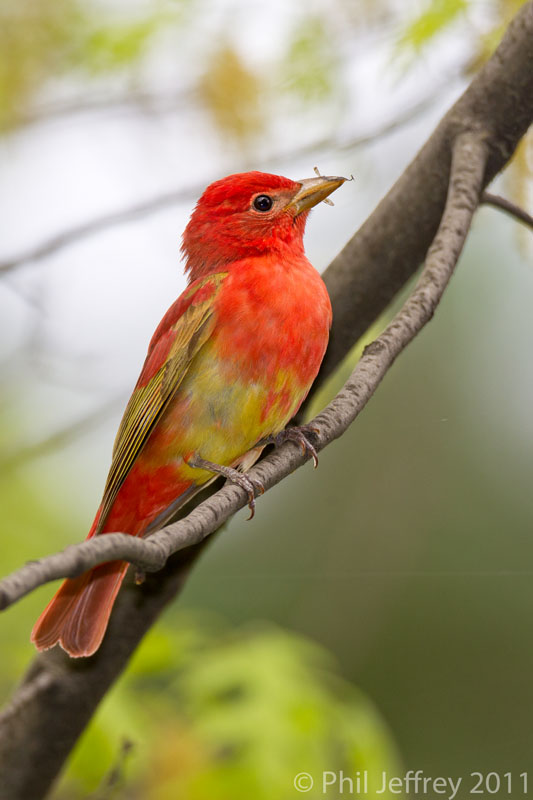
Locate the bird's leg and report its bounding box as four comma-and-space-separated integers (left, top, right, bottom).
261, 424, 320, 468
186, 456, 264, 520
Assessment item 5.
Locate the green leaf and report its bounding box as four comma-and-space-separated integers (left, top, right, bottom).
280, 16, 339, 104
58, 621, 402, 798
398, 0, 468, 53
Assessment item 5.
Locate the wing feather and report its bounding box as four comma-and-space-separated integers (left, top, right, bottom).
96, 272, 227, 532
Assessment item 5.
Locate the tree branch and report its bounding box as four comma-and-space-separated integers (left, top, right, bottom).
0, 130, 486, 612
481, 191, 533, 231
0, 132, 486, 800
1, 3, 532, 797
317, 0, 533, 386
0, 184, 205, 275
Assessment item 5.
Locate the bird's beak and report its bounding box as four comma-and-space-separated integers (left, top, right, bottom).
284, 175, 347, 215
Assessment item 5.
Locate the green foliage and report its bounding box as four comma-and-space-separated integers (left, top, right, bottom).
396, 0, 532, 233
280, 17, 339, 104
0, 0, 186, 130
0, 0, 81, 129
56, 620, 402, 799
75, 15, 167, 76
0, 1, 345, 144
397, 0, 529, 62
397, 0, 468, 53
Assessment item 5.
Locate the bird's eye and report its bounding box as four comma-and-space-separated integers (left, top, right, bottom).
253, 194, 273, 212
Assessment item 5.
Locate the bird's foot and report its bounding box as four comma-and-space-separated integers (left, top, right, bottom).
263, 424, 320, 468
187, 456, 264, 520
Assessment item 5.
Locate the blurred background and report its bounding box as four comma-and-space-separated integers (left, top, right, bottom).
1, 0, 532, 797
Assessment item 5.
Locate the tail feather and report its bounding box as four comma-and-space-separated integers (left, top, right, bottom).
31, 479, 199, 657
31, 561, 128, 658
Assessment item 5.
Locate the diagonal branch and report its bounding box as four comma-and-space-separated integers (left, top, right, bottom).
317, 0, 533, 387
0, 184, 205, 275
481, 191, 533, 231
0, 130, 487, 613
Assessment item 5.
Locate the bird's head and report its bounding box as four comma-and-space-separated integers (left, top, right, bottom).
181, 171, 346, 282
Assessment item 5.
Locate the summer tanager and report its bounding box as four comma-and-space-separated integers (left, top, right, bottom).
31, 171, 346, 657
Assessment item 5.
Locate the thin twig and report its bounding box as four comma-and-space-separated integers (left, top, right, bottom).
0, 185, 205, 275
481, 191, 533, 231
0, 130, 487, 613
89, 739, 134, 800
15, 87, 196, 129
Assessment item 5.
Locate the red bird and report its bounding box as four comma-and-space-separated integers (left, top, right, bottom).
31, 171, 346, 657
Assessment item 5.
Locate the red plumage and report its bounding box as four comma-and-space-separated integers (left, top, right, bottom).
31, 171, 346, 657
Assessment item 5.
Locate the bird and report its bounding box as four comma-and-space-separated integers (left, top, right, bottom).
31, 170, 346, 658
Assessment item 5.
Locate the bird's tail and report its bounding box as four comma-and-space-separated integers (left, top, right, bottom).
31, 504, 135, 658
31, 559, 129, 658
30, 481, 200, 658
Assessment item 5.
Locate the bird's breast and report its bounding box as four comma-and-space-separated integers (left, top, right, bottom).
145, 256, 331, 471
213, 255, 332, 390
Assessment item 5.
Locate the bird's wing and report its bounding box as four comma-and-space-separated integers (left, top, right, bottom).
96, 272, 228, 533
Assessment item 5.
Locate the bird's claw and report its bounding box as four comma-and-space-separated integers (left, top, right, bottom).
233, 473, 263, 520
253, 478, 265, 496
266, 425, 320, 468
187, 455, 263, 520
